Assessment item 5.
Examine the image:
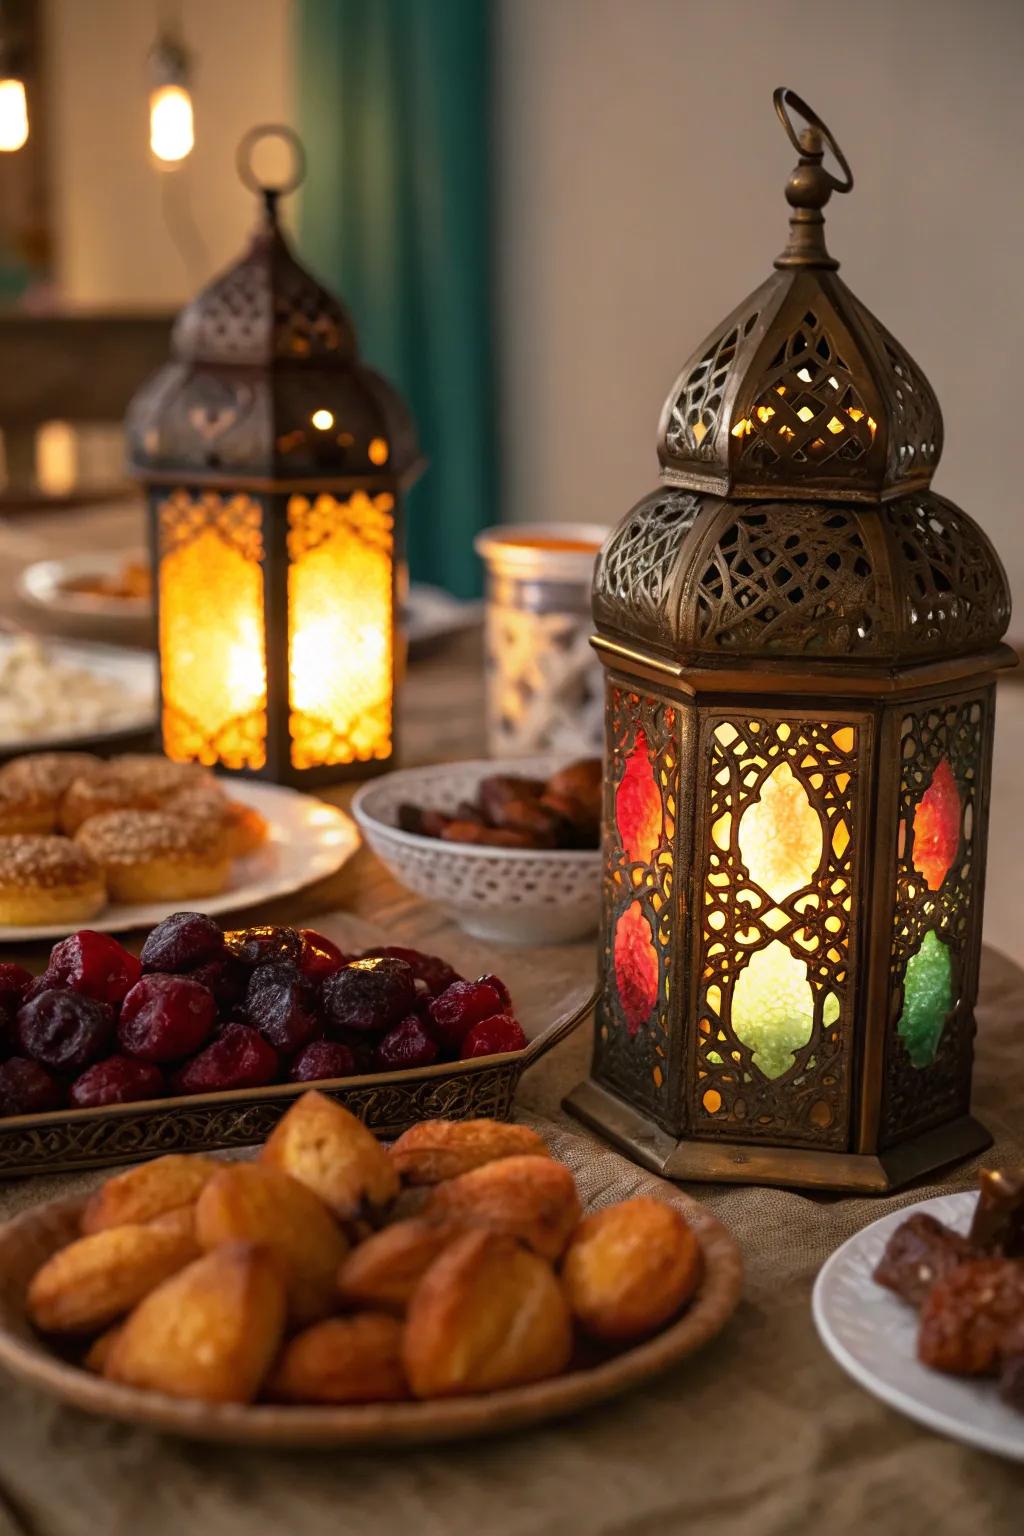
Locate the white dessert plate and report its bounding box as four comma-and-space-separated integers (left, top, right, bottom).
812, 1190, 1024, 1462
0, 780, 360, 943
17, 551, 152, 624
0, 635, 156, 754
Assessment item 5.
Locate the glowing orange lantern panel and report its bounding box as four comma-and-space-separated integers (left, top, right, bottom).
614, 900, 659, 1037
616, 730, 663, 864
912, 756, 961, 891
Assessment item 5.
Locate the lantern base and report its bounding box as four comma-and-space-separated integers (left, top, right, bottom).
563, 1079, 993, 1194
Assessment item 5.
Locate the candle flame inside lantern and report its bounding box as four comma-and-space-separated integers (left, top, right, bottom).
614, 900, 659, 1037
912, 756, 960, 891
615, 729, 663, 864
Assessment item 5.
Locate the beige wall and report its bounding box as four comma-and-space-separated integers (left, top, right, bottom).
496, 0, 1024, 606
44, 0, 294, 308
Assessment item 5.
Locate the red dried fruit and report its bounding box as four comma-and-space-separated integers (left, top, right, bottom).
459, 1014, 528, 1059
321, 958, 416, 1035
360, 946, 462, 998
186, 956, 247, 1012
244, 964, 318, 1054
0, 964, 32, 1054
374, 1015, 439, 1072
428, 979, 506, 1051
0, 1057, 64, 1115
69, 1055, 165, 1109
297, 929, 348, 983
918, 1258, 1024, 1375
16, 989, 114, 1073
477, 973, 512, 1008
118, 974, 217, 1063
289, 1039, 357, 1083
0, 963, 32, 1001
173, 1022, 278, 1095
140, 911, 224, 973
224, 925, 303, 968
42, 931, 141, 1006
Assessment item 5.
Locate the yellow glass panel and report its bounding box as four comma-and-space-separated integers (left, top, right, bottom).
732, 941, 838, 1079
287, 491, 394, 770
158, 490, 267, 771
738, 762, 822, 901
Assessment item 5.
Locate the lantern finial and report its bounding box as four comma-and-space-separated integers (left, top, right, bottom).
236, 123, 307, 227
772, 88, 853, 272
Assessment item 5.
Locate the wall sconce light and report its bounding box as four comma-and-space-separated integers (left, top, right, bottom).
149, 28, 194, 165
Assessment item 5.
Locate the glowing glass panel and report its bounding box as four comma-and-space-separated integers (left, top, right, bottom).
732, 941, 837, 1079
738, 762, 822, 901
898, 929, 952, 1067
912, 757, 960, 891
613, 900, 659, 1038
615, 729, 662, 864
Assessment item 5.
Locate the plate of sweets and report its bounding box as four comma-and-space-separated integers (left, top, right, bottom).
813, 1168, 1024, 1461
0, 1090, 742, 1445
0, 748, 358, 939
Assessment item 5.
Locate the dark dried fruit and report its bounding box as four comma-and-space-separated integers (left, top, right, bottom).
187, 956, 247, 1011
17, 989, 114, 1073
439, 822, 534, 848
289, 1039, 356, 1083
459, 1014, 528, 1059
428, 979, 507, 1051
244, 964, 318, 1054
42, 931, 141, 1006
0, 963, 32, 1003
874, 1213, 977, 1307
0, 1057, 63, 1115
224, 925, 303, 968
0, 964, 32, 1054
397, 803, 452, 838
375, 1016, 439, 1072
478, 774, 545, 825
297, 929, 348, 983
140, 911, 224, 973
359, 946, 462, 998
321, 958, 416, 1035
118, 975, 216, 1063
918, 1258, 1024, 1375
173, 1022, 278, 1094
70, 1056, 165, 1109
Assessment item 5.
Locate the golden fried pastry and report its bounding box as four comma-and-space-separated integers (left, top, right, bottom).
104, 1243, 286, 1404
0, 834, 105, 926
75, 808, 230, 904
27, 1221, 199, 1334
267, 1314, 409, 1404
166, 785, 268, 860
561, 1197, 703, 1342
195, 1162, 349, 1326
403, 1230, 572, 1398
337, 1216, 469, 1314
260, 1090, 399, 1219
426, 1155, 581, 1261
389, 1118, 550, 1186
59, 755, 210, 835
0, 751, 101, 802
0, 780, 56, 834
81, 1153, 219, 1235
83, 1323, 122, 1374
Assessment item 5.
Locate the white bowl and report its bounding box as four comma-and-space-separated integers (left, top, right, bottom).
352, 756, 601, 945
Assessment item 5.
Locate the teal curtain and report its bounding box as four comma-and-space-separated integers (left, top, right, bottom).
295, 0, 494, 599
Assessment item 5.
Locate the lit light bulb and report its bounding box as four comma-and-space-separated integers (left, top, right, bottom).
310, 409, 334, 431
0, 77, 28, 152
150, 82, 194, 164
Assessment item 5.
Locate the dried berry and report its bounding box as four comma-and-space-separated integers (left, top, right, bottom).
244, 964, 318, 1054
0, 1057, 63, 1115
0, 964, 32, 1055
321, 958, 416, 1035
140, 911, 224, 973
70, 1056, 165, 1109
360, 946, 462, 998
297, 929, 348, 983
289, 1039, 356, 1083
17, 989, 114, 1074
41, 931, 141, 1006
375, 1016, 439, 1072
428, 979, 507, 1051
173, 1023, 278, 1095
459, 1014, 528, 1059
224, 925, 303, 969
477, 973, 512, 1009
118, 975, 217, 1063
186, 956, 247, 1012
0, 963, 32, 1003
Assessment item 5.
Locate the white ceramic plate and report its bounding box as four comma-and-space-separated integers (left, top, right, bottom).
813, 1191, 1024, 1462
0, 780, 360, 943
0, 636, 156, 754
17, 552, 152, 623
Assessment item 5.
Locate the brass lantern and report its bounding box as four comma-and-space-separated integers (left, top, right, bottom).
127, 127, 422, 786
565, 91, 1014, 1193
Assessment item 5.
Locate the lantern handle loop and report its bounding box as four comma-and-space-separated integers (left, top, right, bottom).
773, 88, 853, 197
773, 89, 851, 269
236, 125, 307, 220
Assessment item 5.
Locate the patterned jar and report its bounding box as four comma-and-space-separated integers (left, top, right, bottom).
475, 524, 607, 757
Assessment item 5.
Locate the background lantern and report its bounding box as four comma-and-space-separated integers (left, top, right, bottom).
126, 126, 422, 787
566, 90, 1015, 1193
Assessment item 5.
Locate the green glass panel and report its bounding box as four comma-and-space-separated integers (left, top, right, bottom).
898, 930, 953, 1068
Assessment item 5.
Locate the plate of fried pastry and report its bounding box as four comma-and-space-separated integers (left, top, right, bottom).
0, 1092, 742, 1445
813, 1169, 1024, 1461
0, 751, 359, 938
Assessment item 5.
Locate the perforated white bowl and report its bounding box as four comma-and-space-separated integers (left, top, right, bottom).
352, 757, 601, 945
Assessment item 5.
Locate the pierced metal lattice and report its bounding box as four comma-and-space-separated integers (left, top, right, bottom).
664, 310, 760, 461
881, 493, 1010, 658
592, 489, 707, 647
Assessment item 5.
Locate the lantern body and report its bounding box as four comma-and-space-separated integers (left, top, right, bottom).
566, 94, 1014, 1191
127, 164, 421, 786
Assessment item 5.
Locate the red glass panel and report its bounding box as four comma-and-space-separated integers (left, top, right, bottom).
912, 756, 960, 891
615, 728, 663, 864
614, 900, 659, 1037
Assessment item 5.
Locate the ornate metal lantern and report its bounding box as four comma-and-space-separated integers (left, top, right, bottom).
566, 91, 1014, 1192
127, 127, 421, 786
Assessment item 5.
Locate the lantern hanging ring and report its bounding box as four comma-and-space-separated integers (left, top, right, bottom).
236, 124, 307, 203
773, 87, 853, 196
